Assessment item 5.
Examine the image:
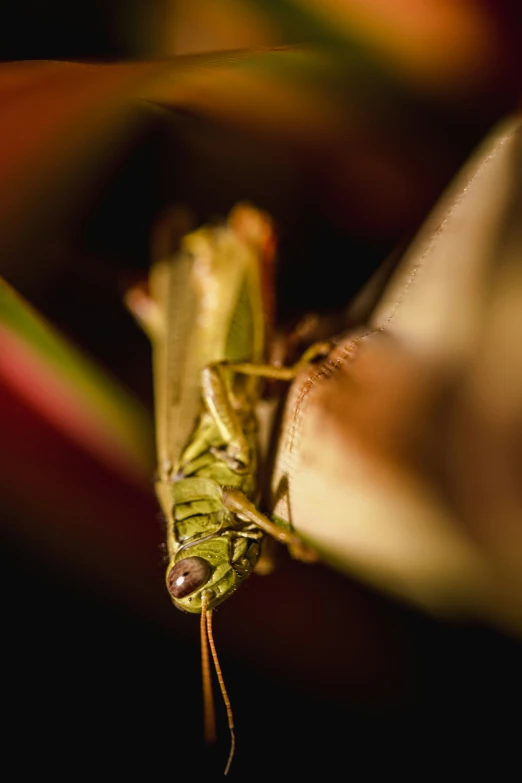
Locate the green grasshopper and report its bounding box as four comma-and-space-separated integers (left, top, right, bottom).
126, 203, 326, 774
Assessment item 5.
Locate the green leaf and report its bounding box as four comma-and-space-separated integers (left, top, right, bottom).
0, 275, 154, 483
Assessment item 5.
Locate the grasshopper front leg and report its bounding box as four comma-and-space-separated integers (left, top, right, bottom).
220, 341, 333, 382
223, 488, 317, 563
200, 341, 332, 471
200, 364, 251, 470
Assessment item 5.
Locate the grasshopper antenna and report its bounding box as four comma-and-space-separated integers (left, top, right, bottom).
200, 597, 216, 744
206, 606, 236, 776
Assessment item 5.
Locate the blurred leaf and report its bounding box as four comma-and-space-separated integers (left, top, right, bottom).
273, 115, 522, 634
0, 272, 168, 618
0, 275, 153, 482
158, 0, 515, 103
0, 60, 168, 280
0, 46, 509, 283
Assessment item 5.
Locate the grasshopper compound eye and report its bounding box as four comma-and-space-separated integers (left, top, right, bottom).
168, 557, 211, 599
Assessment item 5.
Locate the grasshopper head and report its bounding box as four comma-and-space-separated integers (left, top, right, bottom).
166, 536, 260, 613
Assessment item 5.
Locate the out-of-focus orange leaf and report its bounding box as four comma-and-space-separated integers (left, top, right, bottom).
0, 60, 169, 279
158, 0, 515, 101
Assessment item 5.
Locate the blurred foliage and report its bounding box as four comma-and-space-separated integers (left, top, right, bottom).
0, 276, 153, 479
0, 1, 521, 778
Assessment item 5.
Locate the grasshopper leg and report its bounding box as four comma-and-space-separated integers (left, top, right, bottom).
223, 488, 317, 563
219, 340, 333, 382
201, 342, 332, 463
200, 364, 251, 468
